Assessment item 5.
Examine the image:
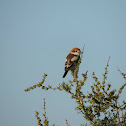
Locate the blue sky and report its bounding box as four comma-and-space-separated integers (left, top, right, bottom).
0, 0, 126, 126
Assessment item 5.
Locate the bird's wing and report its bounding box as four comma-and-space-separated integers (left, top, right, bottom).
65, 54, 80, 71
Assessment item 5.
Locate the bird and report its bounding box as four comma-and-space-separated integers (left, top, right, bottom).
63, 47, 81, 78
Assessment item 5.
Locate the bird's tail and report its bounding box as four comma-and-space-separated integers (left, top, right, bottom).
62, 71, 68, 78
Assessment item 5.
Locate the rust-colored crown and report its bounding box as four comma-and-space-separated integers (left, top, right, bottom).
70, 47, 80, 53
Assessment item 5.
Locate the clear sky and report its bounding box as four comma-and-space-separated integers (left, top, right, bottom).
0, 0, 126, 126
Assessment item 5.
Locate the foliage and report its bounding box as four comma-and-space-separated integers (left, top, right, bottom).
35, 98, 49, 126
25, 48, 126, 126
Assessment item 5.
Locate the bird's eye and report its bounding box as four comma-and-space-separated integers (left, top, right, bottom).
73, 50, 77, 52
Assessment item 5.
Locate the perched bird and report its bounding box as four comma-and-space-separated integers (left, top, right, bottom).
63, 47, 81, 78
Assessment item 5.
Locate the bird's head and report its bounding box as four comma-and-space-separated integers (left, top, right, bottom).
70, 47, 81, 55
